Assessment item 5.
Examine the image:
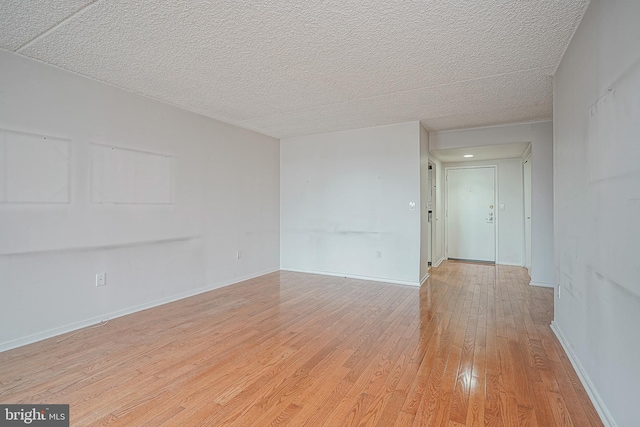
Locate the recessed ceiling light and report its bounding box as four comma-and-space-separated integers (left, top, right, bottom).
464, 154, 474, 158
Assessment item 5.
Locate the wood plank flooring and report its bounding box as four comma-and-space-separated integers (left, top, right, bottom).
0, 262, 602, 426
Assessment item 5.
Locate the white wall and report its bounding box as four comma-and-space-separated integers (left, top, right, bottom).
280, 122, 421, 285
553, 0, 640, 425
530, 122, 554, 287
444, 159, 524, 266
0, 51, 280, 350
431, 121, 554, 285
419, 125, 430, 282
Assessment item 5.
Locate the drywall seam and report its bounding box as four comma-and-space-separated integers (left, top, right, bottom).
281, 268, 420, 287
550, 321, 617, 427
16, 1, 102, 52
0, 267, 279, 353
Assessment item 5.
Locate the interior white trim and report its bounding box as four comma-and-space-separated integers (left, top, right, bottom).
0, 267, 279, 353
420, 273, 430, 286
529, 281, 554, 288
433, 257, 446, 268
281, 268, 420, 287
550, 321, 617, 427
498, 261, 525, 267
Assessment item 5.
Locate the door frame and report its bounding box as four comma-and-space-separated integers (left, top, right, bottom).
428, 161, 435, 267
523, 153, 532, 272
444, 165, 498, 263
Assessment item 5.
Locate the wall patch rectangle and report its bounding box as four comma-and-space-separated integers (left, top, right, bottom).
91, 144, 173, 205
0, 129, 70, 204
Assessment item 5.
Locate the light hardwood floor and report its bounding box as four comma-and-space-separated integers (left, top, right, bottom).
0, 262, 602, 426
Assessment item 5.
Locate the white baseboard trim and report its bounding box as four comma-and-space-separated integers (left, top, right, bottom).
432, 257, 446, 268
281, 268, 420, 287
497, 261, 524, 266
0, 267, 279, 353
420, 273, 430, 286
550, 321, 617, 427
530, 281, 554, 288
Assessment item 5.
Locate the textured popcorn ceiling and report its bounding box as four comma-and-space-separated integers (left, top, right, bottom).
1, 0, 589, 138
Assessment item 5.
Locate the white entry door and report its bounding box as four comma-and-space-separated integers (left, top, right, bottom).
446, 167, 496, 262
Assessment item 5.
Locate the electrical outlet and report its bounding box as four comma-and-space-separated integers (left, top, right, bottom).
96, 273, 106, 287
558, 285, 561, 299
376, 251, 382, 259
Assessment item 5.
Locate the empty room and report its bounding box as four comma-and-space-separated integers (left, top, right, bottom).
1, 1, 638, 426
